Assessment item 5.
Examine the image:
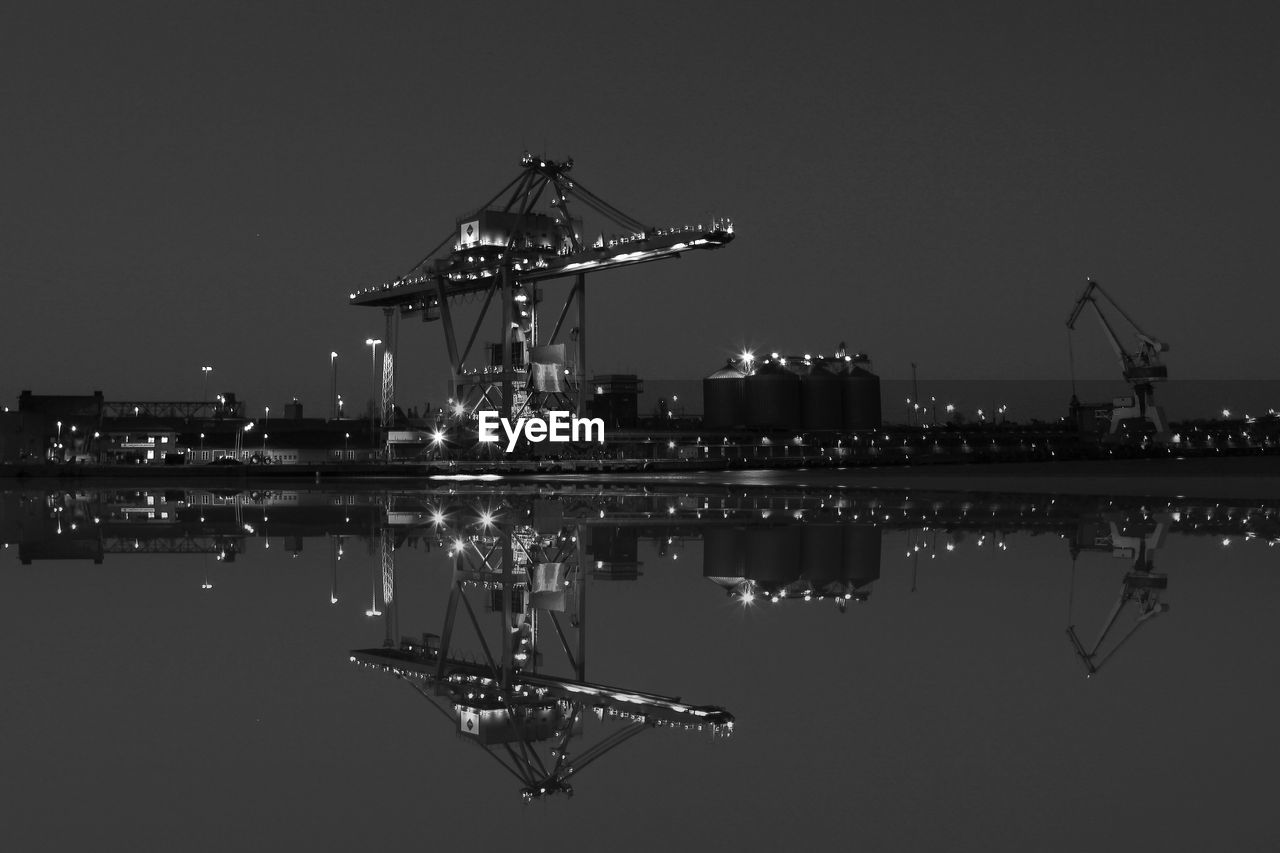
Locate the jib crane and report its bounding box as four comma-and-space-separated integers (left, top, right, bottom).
1065, 512, 1170, 677
1066, 278, 1171, 440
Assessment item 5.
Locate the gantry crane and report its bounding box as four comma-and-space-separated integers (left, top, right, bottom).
349, 155, 734, 427
351, 510, 733, 800
1065, 512, 1170, 677
1066, 278, 1171, 441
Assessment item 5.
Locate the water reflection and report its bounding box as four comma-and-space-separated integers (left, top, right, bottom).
5, 483, 1280, 799
1066, 512, 1170, 677
352, 519, 734, 801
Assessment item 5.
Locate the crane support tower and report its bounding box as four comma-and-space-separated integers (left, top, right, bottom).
1066, 278, 1171, 442
348, 155, 734, 426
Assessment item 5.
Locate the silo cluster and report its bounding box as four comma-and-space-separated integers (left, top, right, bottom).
702, 523, 882, 590
703, 353, 881, 431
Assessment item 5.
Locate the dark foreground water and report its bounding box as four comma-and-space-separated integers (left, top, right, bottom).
2, 480, 1277, 851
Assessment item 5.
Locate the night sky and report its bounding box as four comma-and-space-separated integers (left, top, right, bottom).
3, 2, 1279, 413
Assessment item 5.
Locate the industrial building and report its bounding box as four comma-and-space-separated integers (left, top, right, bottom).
3, 391, 380, 466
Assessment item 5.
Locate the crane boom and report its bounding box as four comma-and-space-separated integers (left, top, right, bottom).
1065, 278, 1171, 441
1067, 281, 1133, 371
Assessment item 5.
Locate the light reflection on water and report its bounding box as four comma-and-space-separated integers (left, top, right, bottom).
2, 483, 1278, 849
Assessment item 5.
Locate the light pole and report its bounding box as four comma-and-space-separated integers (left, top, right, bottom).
330, 352, 338, 421
365, 337, 382, 445
910, 361, 919, 417
263, 406, 269, 454
366, 562, 382, 617
201, 366, 213, 402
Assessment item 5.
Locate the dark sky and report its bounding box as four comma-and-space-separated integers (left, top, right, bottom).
3, 2, 1279, 413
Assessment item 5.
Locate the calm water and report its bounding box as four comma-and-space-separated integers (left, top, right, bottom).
2, 482, 1277, 851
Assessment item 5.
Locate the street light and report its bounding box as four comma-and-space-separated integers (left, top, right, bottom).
330, 351, 339, 420
366, 338, 382, 444
201, 366, 213, 401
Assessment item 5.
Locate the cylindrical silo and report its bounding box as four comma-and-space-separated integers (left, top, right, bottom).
702, 361, 746, 430
800, 362, 843, 431
842, 365, 882, 430
744, 525, 802, 582
702, 525, 747, 581
800, 523, 845, 585
842, 524, 882, 586
746, 360, 801, 430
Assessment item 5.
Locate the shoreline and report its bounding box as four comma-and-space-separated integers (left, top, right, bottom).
5, 455, 1280, 500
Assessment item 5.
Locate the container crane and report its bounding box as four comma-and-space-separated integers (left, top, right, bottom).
1066, 279, 1171, 441
348, 154, 734, 427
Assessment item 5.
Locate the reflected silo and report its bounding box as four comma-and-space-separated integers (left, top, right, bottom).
702, 361, 746, 429
702, 525, 747, 581
843, 524, 882, 586
800, 362, 843, 431
746, 360, 801, 430
842, 365, 882, 430
744, 525, 802, 582
800, 523, 845, 585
